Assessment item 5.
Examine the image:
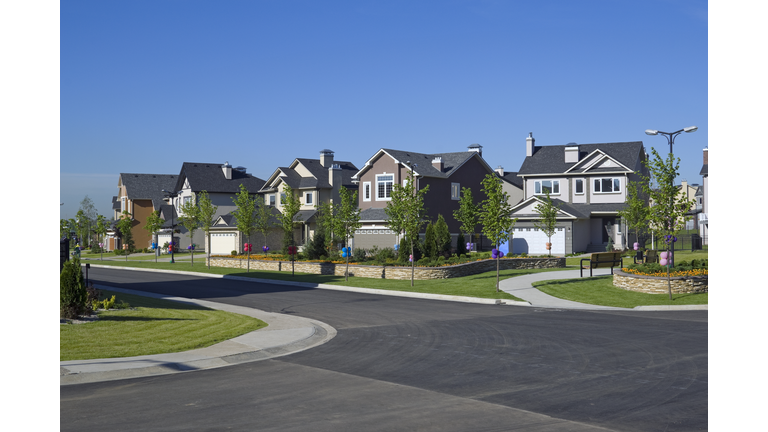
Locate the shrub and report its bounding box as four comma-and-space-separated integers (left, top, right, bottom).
231, 250, 238, 256
455, 234, 467, 257
60, 258, 87, 319
86, 284, 101, 312
434, 215, 452, 257
375, 247, 396, 263
353, 247, 367, 262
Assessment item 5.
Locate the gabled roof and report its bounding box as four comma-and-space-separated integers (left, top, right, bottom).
518, 142, 644, 176
111, 196, 120, 210
500, 171, 523, 189
211, 206, 283, 227
260, 158, 358, 192
510, 196, 627, 219
174, 163, 265, 194
353, 148, 495, 180
119, 173, 178, 209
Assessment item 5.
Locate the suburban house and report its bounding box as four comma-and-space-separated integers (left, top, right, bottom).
204, 206, 286, 255
168, 162, 266, 252
493, 166, 525, 207
504, 133, 649, 256
106, 173, 178, 251
258, 150, 359, 249
350, 144, 498, 250
677, 179, 701, 231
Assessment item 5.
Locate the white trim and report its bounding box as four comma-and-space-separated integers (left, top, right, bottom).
533, 179, 560, 196
592, 177, 623, 194
376, 173, 394, 201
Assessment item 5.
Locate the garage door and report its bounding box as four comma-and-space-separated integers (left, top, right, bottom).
505, 227, 565, 255
211, 233, 238, 255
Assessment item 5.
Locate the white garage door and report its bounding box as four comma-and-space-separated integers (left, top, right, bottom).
211, 233, 238, 255
510, 227, 565, 255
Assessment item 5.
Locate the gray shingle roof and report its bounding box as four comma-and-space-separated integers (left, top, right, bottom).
518, 142, 645, 175
175, 163, 265, 194
379, 149, 478, 178
213, 206, 282, 227
501, 171, 523, 189
360, 207, 389, 222
119, 173, 179, 209
699, 164, 708, 176
512, 198, 627, 219
262, 159, 359, 192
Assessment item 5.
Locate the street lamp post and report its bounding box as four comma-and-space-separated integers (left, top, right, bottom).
644, 126, 697, 268
162, 189, 181, 264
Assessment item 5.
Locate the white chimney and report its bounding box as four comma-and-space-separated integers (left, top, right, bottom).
526, 133, 535, 157
495, 165, 505, 176
320, 149, 334, 168
222, 161, 232, 180
467, 143, 483, 157
565, 145, 579, 163
432, 156, 443, 171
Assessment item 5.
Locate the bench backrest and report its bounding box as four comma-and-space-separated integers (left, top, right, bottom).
589, 252, 623, 268
644, 250, 658, 263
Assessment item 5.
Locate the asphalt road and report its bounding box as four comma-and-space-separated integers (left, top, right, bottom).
60, 267, 708, 432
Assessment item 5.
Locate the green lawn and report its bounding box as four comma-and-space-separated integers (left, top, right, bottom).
533, 275, 708, 308
84, 259, 576, 301
60, 290, 268, 361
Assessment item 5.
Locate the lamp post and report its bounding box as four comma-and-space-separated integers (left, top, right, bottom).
644, 126, 697, 267
162, 189, 181, 264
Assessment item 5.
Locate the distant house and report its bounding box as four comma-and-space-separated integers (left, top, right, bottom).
493, 166, 525, 207
351, 144, 498, 250
106, 173, 178, 251
258, 150, 358, 249
505, 133, 650, 255
169, 162, 266, 252
697, 148, 708, 243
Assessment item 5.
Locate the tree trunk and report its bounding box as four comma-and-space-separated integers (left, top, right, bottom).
496, 250, 500, 292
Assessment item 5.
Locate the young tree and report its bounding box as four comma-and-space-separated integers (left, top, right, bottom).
178, 195, 202, 266
453, 187, 479, 252
423, 221, 436, 260
60, 257, 87, 319
479, 173, 517, 292
60, 219, 69, 239
116, 210, 134, 261
75, 210, 87, 248
617, 180, 650, 251
231, 184, 257, 271
94, 214, 109, 260
253, 194, 273, 256
532, 191, 561, 257
79, 196, 97, 246
640, 148, 696, 299
333, 187, 362, 281
278, 185, 302, 255
196, 191, 219, 269
144, 210, 166, 263
434, 214, 452, 258
385, 169, 430, 286
315, 201, 336, 256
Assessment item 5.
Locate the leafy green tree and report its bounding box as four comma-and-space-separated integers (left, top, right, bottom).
231, 184, 257, 271
144, 210, 165, 263
479, 173, 517, 292
385, 169, 430, 286
94, 214, 109, 259
617, 180, 650, 250
453, 187, 480, 252
640, 148, 696, 299
532, 191, 561, 257
79, 196, 97, 246
179, 195, 202, 266
60, 257, 87, 319
196, 191, 219, 269
253, 194, 273, 256
116, 210, 134, 260
423, 221, 436, 260
434, 214, 452, 257
333, 187, 362, 280
315, 201, 336, 256
278, 185, 302, 255
75, 209, 87, 248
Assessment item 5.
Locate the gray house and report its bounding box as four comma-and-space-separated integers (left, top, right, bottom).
504, 133, 649, 256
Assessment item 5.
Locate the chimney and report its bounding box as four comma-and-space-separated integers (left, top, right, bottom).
329, 163, 342, 187
432, 156, 443, 172
467, 143, 483, 157
320, 149, 335, 168
495, 165, 505, 176
222, 161, 232, 180
526, 133, 535, 157
703, 148, 708, 165
564, 144, 579, 163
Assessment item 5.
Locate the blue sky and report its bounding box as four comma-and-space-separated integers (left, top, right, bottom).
58, 0, 709, 219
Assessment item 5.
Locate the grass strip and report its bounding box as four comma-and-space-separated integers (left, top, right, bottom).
84, 259, 574, 301
60, 290, 268, 361
532, 275, 708, 308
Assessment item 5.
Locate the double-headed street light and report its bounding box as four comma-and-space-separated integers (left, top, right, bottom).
162, 189, 181, 264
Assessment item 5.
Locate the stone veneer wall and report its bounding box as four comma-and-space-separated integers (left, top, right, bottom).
612, 270, 708, 294
207, 256, 565, 280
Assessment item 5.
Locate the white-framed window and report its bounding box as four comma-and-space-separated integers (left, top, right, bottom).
376, 174, 394, 200
575, 179, 584, 195
593, 177, 622, 193
305, 192, 313, 205
451, 183, 460, 200
121, 197, 127, 212
534, 180, 560, 195
363, 182, 371, 202
269, 194, 276, 206
183, 196, 192, 205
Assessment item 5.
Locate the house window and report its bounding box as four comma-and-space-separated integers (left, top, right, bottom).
593, 177, 622, 193
575, 179, 584, 194
269, 195, 276, 206
184, 196, 191, 205
280, 192, 286, 204
534, 180, 560, 195
451, 183, 460, 200
305, 192, 313, 205
363, 182, 371, 202
121, 197, 126, 212
376, 174, 394, 200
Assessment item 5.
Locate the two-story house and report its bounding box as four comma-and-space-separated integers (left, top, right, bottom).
258, 150, 359, 249
350, 145, 498, 250
169, 162, 266, 252
106, 173, 178, 251
504, 133, 649, 255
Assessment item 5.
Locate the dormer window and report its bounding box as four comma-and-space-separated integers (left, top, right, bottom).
534, 180, 560, 195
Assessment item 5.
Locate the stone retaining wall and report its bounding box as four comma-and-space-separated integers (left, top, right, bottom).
612, 270, 708, 294
208, 256, 565, 280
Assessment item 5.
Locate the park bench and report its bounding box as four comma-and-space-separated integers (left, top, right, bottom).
633, 249, 659, 265
580, 252, 624, 277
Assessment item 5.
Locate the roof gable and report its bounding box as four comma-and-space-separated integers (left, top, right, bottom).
174, 162, 265, 194
519, 141, 644, 176
353, 148, 495, 180
119, 173, 179, 209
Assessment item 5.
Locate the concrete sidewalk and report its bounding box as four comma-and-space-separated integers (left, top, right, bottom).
60, 285, 337, 385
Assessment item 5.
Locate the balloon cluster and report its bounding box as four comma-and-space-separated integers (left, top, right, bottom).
664, 235, 677, 244
187, 244, 196, 250
262, 246, 270, 253
466, 242, 473, 251
409, 254, 413, 262
633, 242, 639, 251
394, 244, 399, 251
341, 247, 351, 258
660, 251, 670, 266
491, 248, 504, 259
287, 246, 297, 255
